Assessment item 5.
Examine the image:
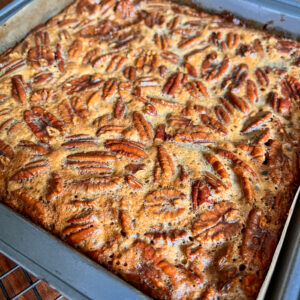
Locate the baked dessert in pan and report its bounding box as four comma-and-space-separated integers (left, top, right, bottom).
0, 0, 299, 298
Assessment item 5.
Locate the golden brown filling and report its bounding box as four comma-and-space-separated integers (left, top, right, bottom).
0, 0, 299, 299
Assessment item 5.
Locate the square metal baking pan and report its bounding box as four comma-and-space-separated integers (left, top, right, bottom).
0, 0, 299, 299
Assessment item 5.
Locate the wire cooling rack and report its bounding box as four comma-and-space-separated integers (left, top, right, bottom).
0, 253, 64, 300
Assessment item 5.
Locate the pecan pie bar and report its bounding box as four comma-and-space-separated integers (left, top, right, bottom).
0, 0, 299, 299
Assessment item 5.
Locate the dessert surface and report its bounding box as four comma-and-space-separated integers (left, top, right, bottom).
0, 0, 299, 299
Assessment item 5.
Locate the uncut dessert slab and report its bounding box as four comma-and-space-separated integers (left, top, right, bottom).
0, 0, 299, 299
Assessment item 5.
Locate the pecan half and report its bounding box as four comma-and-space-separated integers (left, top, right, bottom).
105, 139, 147, 159
192, 201, 241, 245
154, 145, 175, 183
119, 196, 133, 235
118, 81, 132, 97
143, 103, 157, 116
204, 153, 229, 178
28, 46, 55, 69
154, 124, 172, 141
278, 97, 291, 115
267, 92, 278, 112
233, 165, 254, 203
67, 162, 112, 175
67, 151, 116, 164
185, 81, 208, 98
125, 163, 145, 174
222, 63, 248, 91
241, 209, 277, 268
81, 19, 115, 38
115, 0, 134, 19
217, 149, 256, 178
46, 172, 62, 202
227, 32, 240, 49
144, 11, 165, 28
58, 18, 78, 27
228, 91, 249, 114
136, 50, 159, 72
24, 107, 65, 141
114, 97, 126, 119
167, 15, 180, 30
96, 125, 126, 137
64, 211, 99, 245
161, 51, 179, 65
125, 174, 143, 189
162, 72, 186, 95
132, 111, 153, 142
87, 90, 101, 109
123, 66, 136, 80
102, 78, 117, 100
256, 128, 271, 145
136, 238, 203, 297
220, 97, 235, 115
148, 97, 181, 108
30, 89, 55, 104
56, 43, 65, 73
167, 115, 192, 127
154, 33, 170, 50
237, 144, 265, 163
62, 74, 103, 95
58, 99, 75, 124
266, 140, 292, 185
18, 140, 49, 155
11, 75, 26, 104
76, 0, 98, 15
0, 118, 14, 133
62, 134, 96, 148
68, 39, 83, 59
206, 56, 229, 81
203, 171, 227, 193
255, 68, 269, 87
114, 33, 137, 49
106, 55, 127, 72
246, 79, 259, 104
178, 165, 189, 182
10, 165, 47, 181
144, 188, 186, 221
145, 229, 187, 245
69, 176, 123, 194
281, 76, 300, 98
0, 58, 26, 78
241, 111, 272, 133
215, 105, 230, 123
178, 34, 203, 49
253, 39, 264, 58
174, 131, 216, 144
11, 191, 49, 227
70, 96, 88, 119
33, 71, 53, 85
0, 139, 14, 159
191, 180, 213, 210
200, 114, 228, 135
136, 76, 158, 87
275, 40, 298, 54
82, 48, 100, 65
